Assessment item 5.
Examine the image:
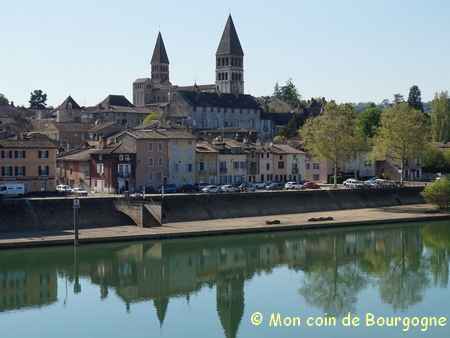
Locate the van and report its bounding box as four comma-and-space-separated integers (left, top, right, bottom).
0, 183, 25, 197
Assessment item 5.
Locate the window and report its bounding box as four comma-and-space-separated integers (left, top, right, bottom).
149, 158, 153, 166
124, 155, 130, 161
38, 150, 49, 159
306, 163, 311, 170
313, 163, 320, 170
266, 163, 270, 171
39, 166, 49, 176
278, 161, 284, 169
313, 174, 320, 181
187, 164, 193, 172
199, 162, 205, 171
96, 163, 104, 175
234, 162, 239, 169
119, 155, 124, 161
159, 158, 162, 166
14, 166, 26, 176
266, 153, 270, 159
158, 143, 163, 152
240, 161, 246, 169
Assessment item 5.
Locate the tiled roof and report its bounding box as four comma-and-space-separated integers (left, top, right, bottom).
124, 128, 195, 140
271, 144, 305, 154
58, 148, 94, 161
57, 96, 81, 110
99, 95, 134, 108
151, 32, 169, 64
0, 134, 57, 149
178, 91, 261, 110
196, 142, 219, 153
216, 15, 244, 56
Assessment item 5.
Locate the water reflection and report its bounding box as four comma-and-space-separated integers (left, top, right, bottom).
0, 222, 450, 338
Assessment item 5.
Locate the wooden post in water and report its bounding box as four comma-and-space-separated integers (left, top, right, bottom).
73, 198, 80, 246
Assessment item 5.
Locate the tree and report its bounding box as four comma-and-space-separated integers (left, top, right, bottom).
274, 79, 301, 109
356, 104, 382, 139
29, 89, 47, 109
422, 145, 448, 173
300, 102, 361, 187
373, 103, 428, 184
393, 93, 405, 105
143, 111, 160, 126
408, 85, 424, 112
0, 93, 9, 106
422, 178, 450, 210
431, 91, 450, 143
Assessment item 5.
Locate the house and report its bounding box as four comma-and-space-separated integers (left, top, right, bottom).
195, 142, 219, 185
57, 147, 94, 189
90, 143, 136, 193
211, 137, 248, 185
112, 128, 195, 190
269, 144, 305, 183
0, 134, 57, 192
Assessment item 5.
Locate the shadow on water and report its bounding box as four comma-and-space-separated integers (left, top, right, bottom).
0, 221, 450, 338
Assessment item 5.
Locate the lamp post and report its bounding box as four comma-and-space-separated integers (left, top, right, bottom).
73, 197, 80, 246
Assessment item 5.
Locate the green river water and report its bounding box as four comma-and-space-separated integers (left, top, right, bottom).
1, 221, 450, 338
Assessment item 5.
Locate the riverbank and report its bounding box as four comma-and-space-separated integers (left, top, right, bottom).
0, 204, 449, 249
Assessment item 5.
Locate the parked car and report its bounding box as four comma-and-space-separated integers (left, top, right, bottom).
56, 184, 72, 193
373, 179, 397, 188
343, 178, 365, 189
194, 183, 209, 191
201, 185, 220, 193
71, 187, 88, 196
220, 184, 240, 193
0, 183, 25, 197
266, 182, 283, 190
158, 184, 177, 194
178, 184, 197, 193
284, 181, 302, 190
239, 182, 256, 192
130, 192, 145, 199
254, 182, 266, 190
302, 181, 320, 189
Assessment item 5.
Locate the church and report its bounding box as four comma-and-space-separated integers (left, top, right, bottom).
132, 15, 274, 140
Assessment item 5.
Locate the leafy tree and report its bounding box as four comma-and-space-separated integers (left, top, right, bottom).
374, 103, 428, 184
408, 85, 424, 112
29, 89, 47, 109
143, 111, 160, 126
393, 93, 405, 105
300, 102, 361, 187
422, 178, 450, 210
356, 104, 382, 139
0, 93, 9, 106
274, 79, 301, 109
422, 145, 448, 173
273, 135, 287, 144
431, 91, 450, 143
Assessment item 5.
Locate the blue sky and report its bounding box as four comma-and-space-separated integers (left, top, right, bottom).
1, 0, 449, 107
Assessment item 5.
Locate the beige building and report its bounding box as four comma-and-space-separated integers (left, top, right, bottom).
195, 142, 218, 184
57, 147, 93, 189
0, 134, 57, 192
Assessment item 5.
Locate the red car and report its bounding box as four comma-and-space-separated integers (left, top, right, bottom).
302, 181, 320, 189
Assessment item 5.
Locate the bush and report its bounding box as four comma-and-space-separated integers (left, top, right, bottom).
422, 178, 450, 210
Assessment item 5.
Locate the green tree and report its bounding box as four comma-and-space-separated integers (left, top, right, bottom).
0, 93, 9, 106
356, 104, 382, 139
300, 102, 361, 187
29, 89, 47, 109
431, 91, 450, 143
374, 103, 428, 184
143, 111, 160, 126
422, 178, 450, 210
422, 145, 447, 173
274, 79, 301, 109
408, 85, 424, 112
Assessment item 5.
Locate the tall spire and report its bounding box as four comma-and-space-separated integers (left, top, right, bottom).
151, 32, 169, 64
216, 15, 244, 56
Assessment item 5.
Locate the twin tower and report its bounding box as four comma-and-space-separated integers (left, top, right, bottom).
147, 15, 244, 98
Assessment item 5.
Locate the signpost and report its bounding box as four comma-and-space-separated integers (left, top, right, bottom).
73, 198, 80, 246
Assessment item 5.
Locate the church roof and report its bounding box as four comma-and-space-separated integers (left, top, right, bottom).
178, 91, 260, 110
216, 15, 244, 56
151, 32, 169, 64
99, 95, 134, 108
57, 96, 81, 110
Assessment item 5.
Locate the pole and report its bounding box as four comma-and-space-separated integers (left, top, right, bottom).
73, 198, 80, 246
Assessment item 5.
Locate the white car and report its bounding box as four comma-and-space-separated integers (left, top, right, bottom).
71, 187, 88, 196
343, 179, 365, 189
284, 181, 302, 190
220, 185, 239, 193
201, 185, 220, 193
56, 184, 72, 193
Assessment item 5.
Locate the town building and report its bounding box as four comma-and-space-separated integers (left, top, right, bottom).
270, 144, 305, 183
112, 128, 195, 191
195, 141, 219, 185
0, 134, 57, 192
57, 147, 94, 189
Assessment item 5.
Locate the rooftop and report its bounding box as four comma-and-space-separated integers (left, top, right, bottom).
177, 91, 260, 110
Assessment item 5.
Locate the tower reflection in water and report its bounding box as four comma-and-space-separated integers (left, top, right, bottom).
0, 222, 449, 338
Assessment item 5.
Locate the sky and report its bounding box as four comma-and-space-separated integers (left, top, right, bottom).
1, 0, 449, 107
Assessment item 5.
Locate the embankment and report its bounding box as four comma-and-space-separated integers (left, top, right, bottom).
162, 187, 425, 222
0, 187, 425, 232
0, 197, 132, 232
